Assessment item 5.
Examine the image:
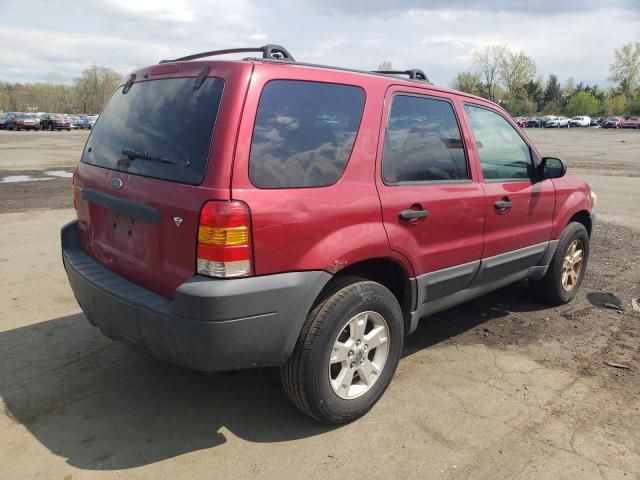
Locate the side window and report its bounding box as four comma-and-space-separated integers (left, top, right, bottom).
382, 94, 468, 183
463, 104, 533, 180
249, 80, 365, 188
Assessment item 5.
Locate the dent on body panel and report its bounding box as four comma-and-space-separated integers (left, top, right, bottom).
300, 221, 394, 273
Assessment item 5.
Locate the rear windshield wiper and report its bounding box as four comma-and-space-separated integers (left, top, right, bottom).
119, 148, 178, 165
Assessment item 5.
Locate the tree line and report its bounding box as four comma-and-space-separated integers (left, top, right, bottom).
450, 42, 640, 117
0, 66, 121, 114
3, 43, 639, 117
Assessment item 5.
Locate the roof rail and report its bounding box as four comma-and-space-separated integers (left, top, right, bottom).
159, 44, 295, 64
372, 69, 430, 82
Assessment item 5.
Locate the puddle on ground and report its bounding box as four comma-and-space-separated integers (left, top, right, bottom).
1, 170, 73, 183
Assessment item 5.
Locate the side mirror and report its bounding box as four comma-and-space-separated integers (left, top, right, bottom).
537, 157, 566, 180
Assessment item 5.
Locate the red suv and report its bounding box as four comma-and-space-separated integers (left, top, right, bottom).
61, 45, 596, 424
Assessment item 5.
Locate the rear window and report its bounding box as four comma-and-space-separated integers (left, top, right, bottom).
82, 77, 225, 185
249, 80, 365, 188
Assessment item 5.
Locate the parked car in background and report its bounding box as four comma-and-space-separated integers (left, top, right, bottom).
0, 112, 10, 129
5, 112, 40, 131
622, 116, 640, 129
569, 116, 591, 127
62, 44, 596, 424
526, 117, 543, 128
590, 117, 603, 126
603, 116, 626, 129
544, 116, 570, 128
513, 116, 529, 127
40, 113, 71, 131
87, 114, 99, 129
75, 115, 92, 129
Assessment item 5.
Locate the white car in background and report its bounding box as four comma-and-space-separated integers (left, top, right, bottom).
544, 116, 570, 128
570, 116, 591, 127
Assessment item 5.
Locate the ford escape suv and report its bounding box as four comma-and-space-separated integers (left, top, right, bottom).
62, 45, 596, 424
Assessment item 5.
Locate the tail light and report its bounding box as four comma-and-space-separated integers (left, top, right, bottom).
197, 201, 253, 278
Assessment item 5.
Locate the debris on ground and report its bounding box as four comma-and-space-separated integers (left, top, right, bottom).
604, 302, 623, 311
604, 361, 632, 370
632, 298, 640, 313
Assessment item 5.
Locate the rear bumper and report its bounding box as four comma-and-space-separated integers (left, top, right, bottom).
61, 220, 331, 371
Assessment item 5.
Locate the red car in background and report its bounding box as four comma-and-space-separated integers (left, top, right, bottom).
40, 113, 71, 131
5, 112, 40, 131
602, 116, 626, 129
514, 116, 529, 127
622, 116, 640, 129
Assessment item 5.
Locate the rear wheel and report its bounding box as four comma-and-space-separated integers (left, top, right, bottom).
281, 277, 404, 424
531, 222, 589, 305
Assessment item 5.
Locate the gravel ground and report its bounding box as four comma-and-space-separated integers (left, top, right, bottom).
0, 128, 639, 479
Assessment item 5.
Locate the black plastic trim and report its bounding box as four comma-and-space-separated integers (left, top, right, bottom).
473, 242, 548, 285
415, 260, 481, 305
160, 44, 295, 64
373, 69, 430, 82
407, 240, 559, 332
84, 188, 162, 225
61, 221, 332, 371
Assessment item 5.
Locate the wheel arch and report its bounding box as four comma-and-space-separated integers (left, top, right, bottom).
568, 210, 592, 237
315, 257, 415, 335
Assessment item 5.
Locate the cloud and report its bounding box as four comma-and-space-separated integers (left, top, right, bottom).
87, 0, 196, 24
306, 0, 640, 16
0, 0, 638, 88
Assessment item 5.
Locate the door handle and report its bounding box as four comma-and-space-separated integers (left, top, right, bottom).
494, 199, 513, 210
399, 208, 429, 220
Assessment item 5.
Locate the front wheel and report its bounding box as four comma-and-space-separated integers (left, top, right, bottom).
281, 277, 404, 424
531, 222, 589, 305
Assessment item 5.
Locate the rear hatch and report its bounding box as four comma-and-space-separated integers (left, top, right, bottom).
73, 62, 250, 298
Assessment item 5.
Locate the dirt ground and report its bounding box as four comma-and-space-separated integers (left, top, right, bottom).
0, 128, 639, 479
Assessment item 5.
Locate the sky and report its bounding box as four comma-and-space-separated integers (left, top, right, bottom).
0, 0, 638, 88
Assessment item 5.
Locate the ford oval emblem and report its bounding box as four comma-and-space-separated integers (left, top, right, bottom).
111, 178, 123, 189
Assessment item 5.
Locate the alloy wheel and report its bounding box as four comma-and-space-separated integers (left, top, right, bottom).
329, 311, 390, 400
561, 239, 584, 291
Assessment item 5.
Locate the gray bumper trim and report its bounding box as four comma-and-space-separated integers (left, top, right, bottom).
61, 220, 331, 371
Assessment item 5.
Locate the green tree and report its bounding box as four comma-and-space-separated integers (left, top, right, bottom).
543, 74, 562, 109
608, 42, 640, 102
472, 44, 508, 102
451, 71, 482, 95
603, 94, 626, 115
565, 91, 600, 116
525, 79, 544, 111
499, 50, 536, 98
74, 65, 121, 114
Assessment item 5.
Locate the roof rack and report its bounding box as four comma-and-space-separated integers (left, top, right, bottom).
159, 44, 295, 64
372, 69, 430, 82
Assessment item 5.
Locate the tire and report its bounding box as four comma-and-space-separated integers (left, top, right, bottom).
531, 222, 589, 305
281, 277, 404, 424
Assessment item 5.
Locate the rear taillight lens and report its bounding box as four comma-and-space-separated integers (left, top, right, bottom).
197, 201, 253, 278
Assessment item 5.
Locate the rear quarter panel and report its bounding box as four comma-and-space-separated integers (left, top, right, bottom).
230, 64, 414, 277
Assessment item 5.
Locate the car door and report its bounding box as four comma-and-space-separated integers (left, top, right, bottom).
376, 87, 486, 304
461, 102, 555, 284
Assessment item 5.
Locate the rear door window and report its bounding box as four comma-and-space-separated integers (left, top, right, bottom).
82, 77, 225, 185
249, 80, 365, 188
382, 94, 468, 183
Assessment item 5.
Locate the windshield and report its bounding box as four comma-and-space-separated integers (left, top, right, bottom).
81, 77, 225, 185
